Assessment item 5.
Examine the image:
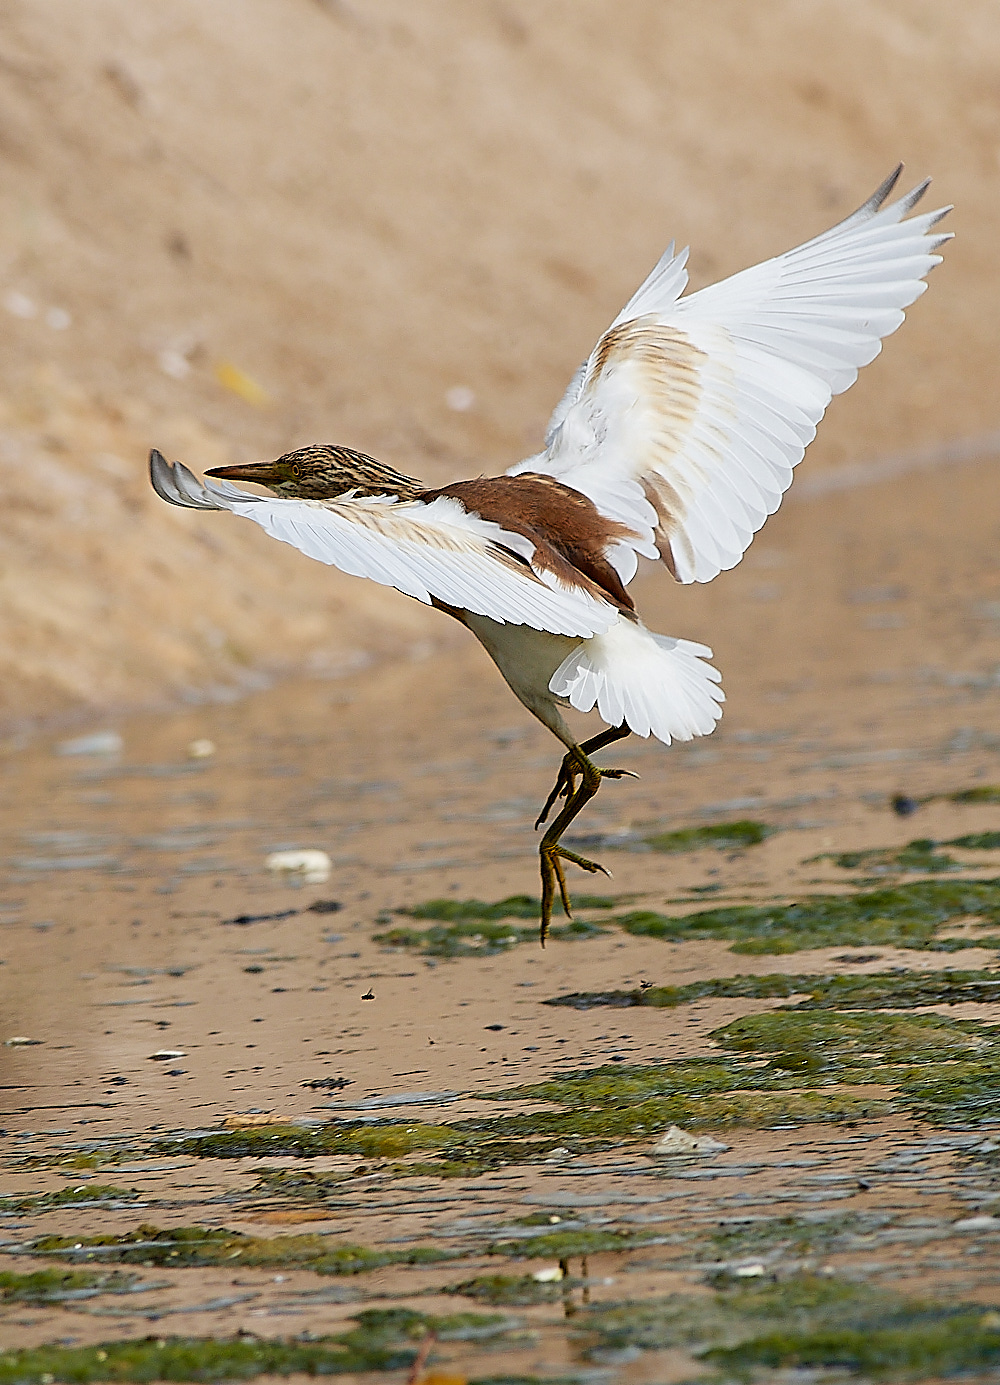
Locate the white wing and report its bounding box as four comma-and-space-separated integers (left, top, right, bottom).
149, 452, 615, 637
508, 169, 952, 584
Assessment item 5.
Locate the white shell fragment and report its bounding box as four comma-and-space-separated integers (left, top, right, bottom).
187, 738, 217, 759
149, 1049, 187, 1061
265, 849, 332, 884
532, 1266, 565, 1283
651, 1125, 730, 1156
5, 1035, 42, 1046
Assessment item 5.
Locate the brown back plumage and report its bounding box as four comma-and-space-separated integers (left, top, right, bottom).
419, 472, 637, 615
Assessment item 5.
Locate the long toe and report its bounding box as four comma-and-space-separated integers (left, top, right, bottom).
557, 844, 612, 878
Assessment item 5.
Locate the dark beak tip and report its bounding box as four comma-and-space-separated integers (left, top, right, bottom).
204, 462, 269, 481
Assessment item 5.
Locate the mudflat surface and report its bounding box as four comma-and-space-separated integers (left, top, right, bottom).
2, 454, 1000, 1381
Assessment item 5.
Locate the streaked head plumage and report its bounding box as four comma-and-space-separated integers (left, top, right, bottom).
206, 445, 422, 500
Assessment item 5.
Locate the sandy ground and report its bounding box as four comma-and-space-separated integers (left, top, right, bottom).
0, 0, 998, 720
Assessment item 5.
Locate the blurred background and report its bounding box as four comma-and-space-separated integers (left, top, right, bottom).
0, 0, 995, 727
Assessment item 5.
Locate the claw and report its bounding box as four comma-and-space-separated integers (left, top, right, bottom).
534, 725, 633, 944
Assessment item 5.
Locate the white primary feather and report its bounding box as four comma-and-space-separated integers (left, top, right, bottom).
150, 455, 617, 638
217, 487, 618, 637
549, 619, 724, 744
509, 168, 951, 585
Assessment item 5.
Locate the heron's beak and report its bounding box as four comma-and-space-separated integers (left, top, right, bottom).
205, 460, 283, 484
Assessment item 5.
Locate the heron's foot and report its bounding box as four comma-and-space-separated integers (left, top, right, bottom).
535, 755, 639, 829
539, 840, 611, 944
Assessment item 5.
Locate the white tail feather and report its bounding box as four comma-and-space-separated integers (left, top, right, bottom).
549, 620, 724, 744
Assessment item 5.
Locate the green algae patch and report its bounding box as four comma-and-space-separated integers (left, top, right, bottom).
0, 1309, 510, 1383
706, 1211, 895, 1261
489, 1227, 655, 1260
545, 967, 1000, 1012
0, 1337, 404, 1384
822, 840, 959, 873
399, 894, 618, 921
710, 1008, 1000, 1126
481, 1086, 887, 1134
614, 878, 1000, 953
948, 785, 1000, 804
491, 1057, 844, 1108
641, 820, 775, 853
383, 1138, 574, 1179
704, 1311, 1000, 1378
20, 1148, 143, 1173
714, 1009, 988, 1067
250, 1168, 359, 1200
545, 973, 811, 1010
821, 834, 1000, 875
377, 894, 619, 954
474, 1058, 890, 1133
447, 1272, 564, 1305
489, 996, 1000, 1131
785, 968, 1000, 1010
26, 1224, 449, 1274
0, 1184, 139, 1213
582, 1273, 1000, 1378
374, 916, 607, 957
0, 1268, 142, 1304
951, 831, 1000, 849
156, 1120, 459, 1160
898, 1059, 1000, 1127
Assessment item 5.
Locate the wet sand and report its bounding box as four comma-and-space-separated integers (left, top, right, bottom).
1, 454, 1000, 1380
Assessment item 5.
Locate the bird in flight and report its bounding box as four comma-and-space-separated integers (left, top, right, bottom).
150, 167, 950, 941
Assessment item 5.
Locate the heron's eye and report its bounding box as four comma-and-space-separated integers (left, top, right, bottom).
291, 464, 301, 478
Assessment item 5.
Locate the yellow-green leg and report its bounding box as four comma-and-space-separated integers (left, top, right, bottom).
538, 739, 627, 945
535, 723, 634, 829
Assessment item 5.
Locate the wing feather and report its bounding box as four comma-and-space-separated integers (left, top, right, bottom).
148, 453, 615, 637
512, 171, 951, 583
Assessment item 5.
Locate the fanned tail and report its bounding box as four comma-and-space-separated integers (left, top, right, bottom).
548, 619, 724, 744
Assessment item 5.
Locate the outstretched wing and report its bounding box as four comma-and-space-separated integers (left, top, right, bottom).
149, 451, 616, 637
508, 168, 952, 585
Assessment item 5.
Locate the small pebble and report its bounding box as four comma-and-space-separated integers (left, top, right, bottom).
652, 1125, 729, 1156
187, 738, 216, 759
533, 1266, 564, 1282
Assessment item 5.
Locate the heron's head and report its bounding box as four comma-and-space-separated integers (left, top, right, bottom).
206, 445, 422, 501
